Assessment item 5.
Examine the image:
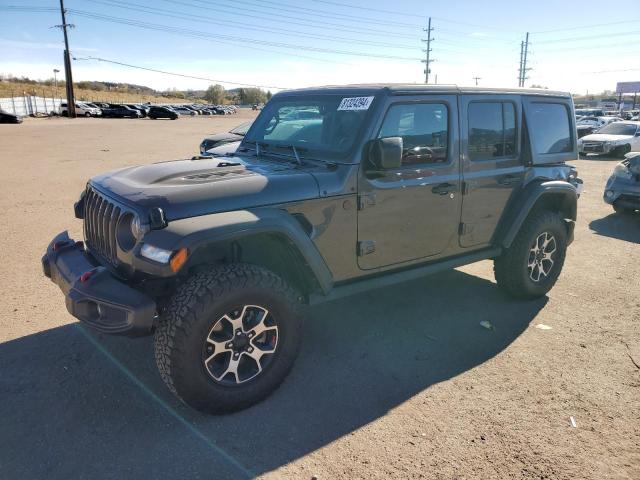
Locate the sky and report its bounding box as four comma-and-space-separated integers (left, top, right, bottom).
0, 0, 639, 94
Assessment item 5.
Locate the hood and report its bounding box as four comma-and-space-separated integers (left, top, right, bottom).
91, 153, 320, 221
580, 133, 633, 142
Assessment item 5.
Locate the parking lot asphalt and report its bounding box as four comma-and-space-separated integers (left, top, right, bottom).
0, 116, 638, 480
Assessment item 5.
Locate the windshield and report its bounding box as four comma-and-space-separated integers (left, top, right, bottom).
597, 123, 638, 136
229, 121, 253, 136
243, 94, 375, 158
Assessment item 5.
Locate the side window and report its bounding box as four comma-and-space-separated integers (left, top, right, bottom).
527, 103, 572, 154
468, 102, 517, 161
378, 103, 448, 165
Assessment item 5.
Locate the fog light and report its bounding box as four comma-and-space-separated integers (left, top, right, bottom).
605, 190, 614, 198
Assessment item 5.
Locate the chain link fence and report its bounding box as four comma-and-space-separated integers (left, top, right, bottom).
0, 94, 63, 117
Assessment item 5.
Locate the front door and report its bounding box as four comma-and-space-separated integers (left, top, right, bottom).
357, 95, 461, 270
459, 95, 525, 248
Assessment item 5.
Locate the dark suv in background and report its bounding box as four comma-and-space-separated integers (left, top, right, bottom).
148, 106, 179, 120
43, 85, 582, 414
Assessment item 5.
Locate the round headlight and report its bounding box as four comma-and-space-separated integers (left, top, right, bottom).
116, 213, 136, 251
131, 215, 148, 241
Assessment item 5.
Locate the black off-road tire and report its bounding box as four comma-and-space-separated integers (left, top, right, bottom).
494, 210, 568, 300
615, 144, 631, 158
154, 263, 303, 414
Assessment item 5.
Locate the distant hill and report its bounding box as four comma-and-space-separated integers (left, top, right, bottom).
0, 75, 205, 103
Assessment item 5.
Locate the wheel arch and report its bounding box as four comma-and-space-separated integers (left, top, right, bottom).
498, 181, 578, 249
143, 208, 334, 299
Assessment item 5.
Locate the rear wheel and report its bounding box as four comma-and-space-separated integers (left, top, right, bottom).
494, 211, 568, 299
154, 263, 303, 414
84, 112, 91, 117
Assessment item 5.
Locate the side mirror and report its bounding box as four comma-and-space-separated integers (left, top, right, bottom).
370, 137, 403, 169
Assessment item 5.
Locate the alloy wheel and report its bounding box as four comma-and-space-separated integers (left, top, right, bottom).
527, 232, 557, 282
202, 305, 278, 385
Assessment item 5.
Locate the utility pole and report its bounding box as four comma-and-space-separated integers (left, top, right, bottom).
57, 0, 76, 117
473, 76, 481, 86
421, 17, 434, 84
521, 32, 530, 88
518, 41, 524, 87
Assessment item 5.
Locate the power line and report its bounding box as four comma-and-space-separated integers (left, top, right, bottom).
66, 9, 423, 61
176, 0, 420, 30
158, 0, 418, 39
531, 19, 640, 34
534, 29, 640, 45
204, 0, 423, 28
84, 0, 422, 50
76, 56, 289, 89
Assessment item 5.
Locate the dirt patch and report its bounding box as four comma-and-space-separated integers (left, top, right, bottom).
0, 116, 638, 479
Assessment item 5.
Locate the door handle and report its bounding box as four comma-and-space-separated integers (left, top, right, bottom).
498, 174, 520, 186
432, 183, 456, 195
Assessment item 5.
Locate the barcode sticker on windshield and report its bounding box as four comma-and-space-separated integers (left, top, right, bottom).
338, 96, 374, 111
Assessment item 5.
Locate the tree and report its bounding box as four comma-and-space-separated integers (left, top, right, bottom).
205, 84, 226, 104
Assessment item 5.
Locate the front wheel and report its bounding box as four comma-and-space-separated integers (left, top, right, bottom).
494, 211, 568, 299
613, 203, 635, 215
154, 263, 303, 414
614, 144, 631, 158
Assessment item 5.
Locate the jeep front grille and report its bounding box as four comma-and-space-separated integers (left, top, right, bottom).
84, 186, 123, 265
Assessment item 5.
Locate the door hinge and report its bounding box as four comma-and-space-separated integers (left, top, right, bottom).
358, 192, 376, 210
461, 181, 469, 195
357, 240, 376, 256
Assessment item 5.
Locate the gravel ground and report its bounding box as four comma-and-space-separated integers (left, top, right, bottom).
0, 115, 638, 480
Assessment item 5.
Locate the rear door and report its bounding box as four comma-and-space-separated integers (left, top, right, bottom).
459, 95, 524, 248
357, 94, 461, 269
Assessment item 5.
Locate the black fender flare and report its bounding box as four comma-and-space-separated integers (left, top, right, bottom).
498, 181, 578, 249
138, 208, 334, 294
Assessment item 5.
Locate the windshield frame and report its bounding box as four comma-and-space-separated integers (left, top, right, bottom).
242, 93, 379, 162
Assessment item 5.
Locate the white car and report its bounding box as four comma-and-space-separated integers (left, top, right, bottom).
59, 102, 102, 117
578, 121, 640, 157
576, 115, 621, 130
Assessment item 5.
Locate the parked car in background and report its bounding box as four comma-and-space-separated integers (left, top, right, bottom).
199, 121, 253, 154
60, 102, 102, 117
604, 152, 640, 214
125, 104, 149, 118
172, 106, 196, 116
578, 121, 640, 157
0, 108, 23, 124
101, 104, 142, 119
577, 124, 597, 138
575, 108, 605, 118
576, 115, 621, 130
148, 106, 179, 120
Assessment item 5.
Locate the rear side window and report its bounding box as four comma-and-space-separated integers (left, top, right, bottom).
468, 102, 516, 160
527, 103, 572, 154
378, 103, 449, 165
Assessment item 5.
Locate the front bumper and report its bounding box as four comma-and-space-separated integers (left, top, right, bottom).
42, 231, 157, 336
603, 175, 640, 208
579, 142, 615, 154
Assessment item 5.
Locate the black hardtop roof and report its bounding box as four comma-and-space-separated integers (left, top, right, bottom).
277, 84, 571, 98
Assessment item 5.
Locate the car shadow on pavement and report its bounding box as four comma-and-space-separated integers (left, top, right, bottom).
0, 269, 546, 479
589, 213, 640, 243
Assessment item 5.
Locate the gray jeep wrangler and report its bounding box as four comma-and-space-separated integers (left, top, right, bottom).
43, 85, 582, 413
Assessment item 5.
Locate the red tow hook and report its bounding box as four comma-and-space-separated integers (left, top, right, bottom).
80, 269, 97, 283
53, 240, 69, 252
